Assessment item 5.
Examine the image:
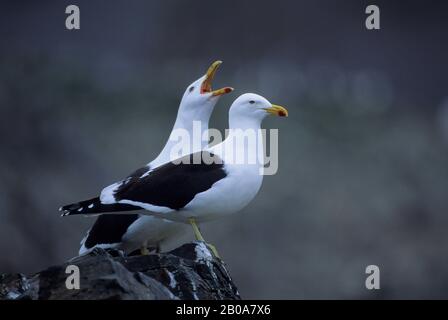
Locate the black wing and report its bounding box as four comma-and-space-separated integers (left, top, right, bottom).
83, 214, 140, 249
113, 165, 151, 191
60, 196, 141, 216
114, 151, 227, 210
60, 165, 151, 216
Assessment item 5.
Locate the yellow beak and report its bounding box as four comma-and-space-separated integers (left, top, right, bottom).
265, 104, 288, 117
211, 87, 234, 96
201, 60, 234, 96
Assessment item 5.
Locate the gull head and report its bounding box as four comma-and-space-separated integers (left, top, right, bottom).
229, 93, 288, 124
179, 60, 234, 119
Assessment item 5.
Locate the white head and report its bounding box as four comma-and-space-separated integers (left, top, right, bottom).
176, 60, 233, 125
228, 93, 288, 129
151, 61, 233, 168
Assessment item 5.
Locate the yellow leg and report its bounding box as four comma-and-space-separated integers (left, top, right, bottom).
189, 217, 205, 241
140, 240, 150, 255
188, 218, 221, 259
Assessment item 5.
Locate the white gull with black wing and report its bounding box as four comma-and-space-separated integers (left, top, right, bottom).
60, 61, 233, 255
64, 93, 288, 253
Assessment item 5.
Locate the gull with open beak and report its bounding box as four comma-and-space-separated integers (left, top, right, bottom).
60, 61, 233, 255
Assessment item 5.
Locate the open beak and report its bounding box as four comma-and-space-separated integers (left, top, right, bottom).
200, 60, 234, 96
264, 104, 288, 117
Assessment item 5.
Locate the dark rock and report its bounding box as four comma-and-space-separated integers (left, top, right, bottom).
0, 242, 240, 300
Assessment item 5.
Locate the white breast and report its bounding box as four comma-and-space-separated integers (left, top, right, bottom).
167, 133, 265, 223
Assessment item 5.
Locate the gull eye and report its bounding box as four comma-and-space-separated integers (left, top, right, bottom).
189, 86, 195, 93
249, 100, 255, 104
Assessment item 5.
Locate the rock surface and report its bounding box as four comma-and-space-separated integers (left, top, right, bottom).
0, 242, 240, 300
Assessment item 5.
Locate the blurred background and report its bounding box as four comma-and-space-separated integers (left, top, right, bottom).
1, 0, 448, 299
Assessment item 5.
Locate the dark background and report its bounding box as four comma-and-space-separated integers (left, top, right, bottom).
1, 0, 448, 299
